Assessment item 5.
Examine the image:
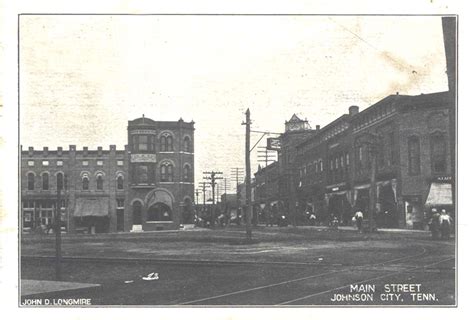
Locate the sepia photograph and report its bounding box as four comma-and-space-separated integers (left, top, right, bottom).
16, 13, 456, 307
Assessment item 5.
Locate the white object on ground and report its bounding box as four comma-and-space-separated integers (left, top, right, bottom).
142, 272, 160, 281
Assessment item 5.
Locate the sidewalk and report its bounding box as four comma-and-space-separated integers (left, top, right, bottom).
21, 279, 101, 299
257, 224, 430, 233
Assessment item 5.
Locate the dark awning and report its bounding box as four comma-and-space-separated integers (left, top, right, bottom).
74, 198, 109, 217
425, 182, 453, 206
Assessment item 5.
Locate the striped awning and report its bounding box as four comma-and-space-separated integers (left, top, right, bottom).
74, 198, 109, 217
425, 183, 453, 206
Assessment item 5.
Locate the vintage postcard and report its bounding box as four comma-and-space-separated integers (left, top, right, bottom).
14, 13, 457, 308
1, 1, 468, 316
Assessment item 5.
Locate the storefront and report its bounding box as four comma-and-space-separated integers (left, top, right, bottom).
424, 176, 454, 225
73, 197, 110, 233
325, 185, 352, 225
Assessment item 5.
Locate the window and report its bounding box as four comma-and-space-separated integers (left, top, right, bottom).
28, 160, 34, 167
117, 199, 124, 209
82, 160, 89, 166
97, 160, 103, 166
56, 172, 64, 190
117, 175, 124, 190
57, 160, 63, 166
408, 136, 420, 175
431, 133, 447, 173
183, 136, 191, 152
160, 162, 174, 182
42, 173, 49, 190
160, 134, 174, 152
27, 173, 35, 190
319, 160, 323, 172
96, 175, 104, 190
117, 160, 124, 166
138, 135, 148, 151
346, 153, 350, 166
42, 160, 49, 166
183, 164, 191, 182
82, 176, 89, 190
137, 165, 149, 183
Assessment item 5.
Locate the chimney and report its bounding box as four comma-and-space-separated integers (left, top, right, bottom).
28, 147, 34, 157
57, 147, 63, 156
349, 105, 359, 116
316, 125, 320, 131
83, 147, 88, 156
98, 146, 103, 156
69, 145, 76, 151
110, 144, 116, 151
43, 147, 48, 156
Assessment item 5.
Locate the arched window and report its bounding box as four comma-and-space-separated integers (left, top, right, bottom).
408, 136, 421, 175
96, 174, 104, 190
56, 172, 64, 190
183, 164, 191, 182
82, 176, 89, 190
431, 133, 447, 173
27, 173, 35, 190
160, 162, 174, 182
160, 135, 167, 151
159, 133, 174, 152
117, 175, 124, 190
167, 136, 174, 151
42, 173, 49, 190
183, 136, 191, 152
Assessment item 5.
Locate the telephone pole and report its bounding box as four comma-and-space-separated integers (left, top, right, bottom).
242, 109, 253, 241
203, 171, 223, 227
55, 173, 65, 280
195, 189, 201, 206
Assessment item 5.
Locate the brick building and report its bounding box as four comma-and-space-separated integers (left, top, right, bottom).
20, 116, 195, 233
294, 91, 454, 229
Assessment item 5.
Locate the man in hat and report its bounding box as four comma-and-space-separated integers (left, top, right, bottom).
429, 208, 440, 240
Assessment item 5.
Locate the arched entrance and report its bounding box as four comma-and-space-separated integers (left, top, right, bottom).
144, 188, 174, 223
147, 202, 172, 221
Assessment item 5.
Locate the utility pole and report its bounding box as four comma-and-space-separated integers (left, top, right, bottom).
242, 108, 253, 241
195, 189, 201, 207
203, 171, 223, 227
199, 181, 208, 213
362, 132, 381, 233
369, 144, 377, 233
55, 174, 64, 280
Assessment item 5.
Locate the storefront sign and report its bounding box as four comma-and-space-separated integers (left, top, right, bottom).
434, 176, 452, 182
131, 154, 157, 163
267, 138, 281, 151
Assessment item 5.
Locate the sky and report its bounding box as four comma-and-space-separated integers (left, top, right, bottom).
19, 15, 449, 194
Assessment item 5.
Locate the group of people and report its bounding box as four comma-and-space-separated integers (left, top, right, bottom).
428, 208, 453, 240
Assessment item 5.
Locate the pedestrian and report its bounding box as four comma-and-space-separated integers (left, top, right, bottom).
429, 208, 441, 240
439, 209, 452, 240
309, 213, 316, 226
354, 210, 364, 233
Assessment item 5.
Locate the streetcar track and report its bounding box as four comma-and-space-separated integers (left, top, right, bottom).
278, 256, 455, 305
177, 245, 431, 305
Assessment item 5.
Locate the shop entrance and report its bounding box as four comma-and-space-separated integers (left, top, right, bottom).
377, 185, 398, 228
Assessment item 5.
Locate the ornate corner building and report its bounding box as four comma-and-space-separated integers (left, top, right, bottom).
20, 116, 195, 233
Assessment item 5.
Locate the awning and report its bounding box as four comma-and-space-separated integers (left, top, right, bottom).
425, 183, 453, 206
74, 198, 109, 217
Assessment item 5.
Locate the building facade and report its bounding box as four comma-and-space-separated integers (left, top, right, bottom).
20, 116, 195, 233
293, 91, 454, 229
